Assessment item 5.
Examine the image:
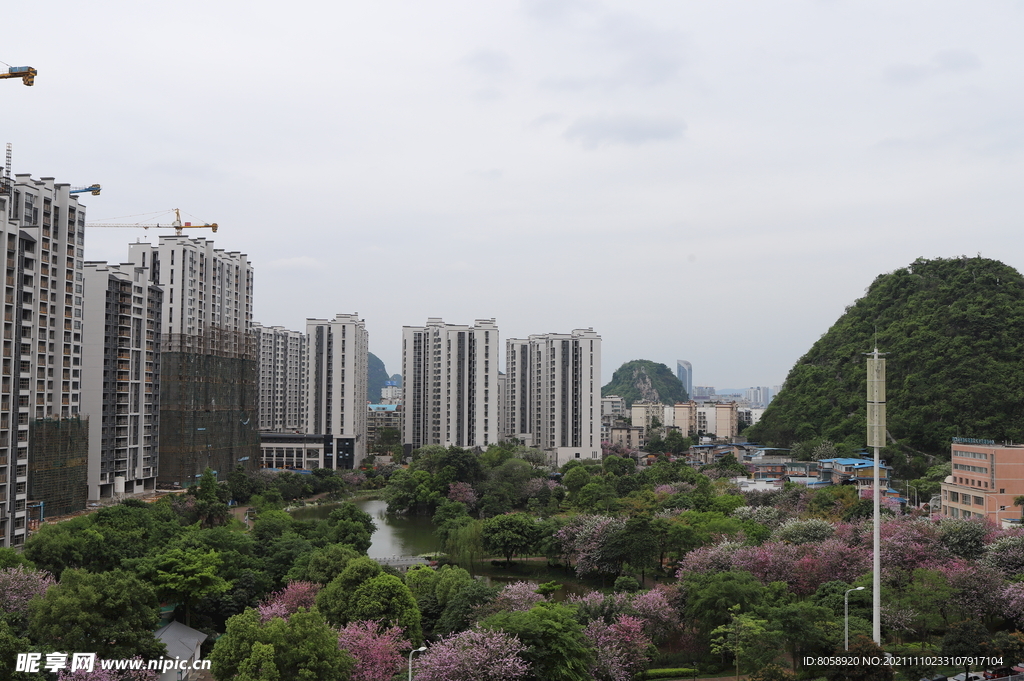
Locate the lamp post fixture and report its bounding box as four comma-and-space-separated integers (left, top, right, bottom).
846, 586, 865, 650
408, 646, 427, 681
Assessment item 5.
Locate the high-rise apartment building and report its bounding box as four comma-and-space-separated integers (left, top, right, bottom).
126, 236, 258, 487
0, 174, 89, 547
253, 322, 306, 432
81, 262, 163, 500
743, 386, 773, 409
505, 329, 601, 467
676, 360, 692, 401
402, 318, 498, 450
306, 314, 368, 469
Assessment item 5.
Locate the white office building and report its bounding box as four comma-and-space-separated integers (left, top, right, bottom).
506, 328, 601, 467
402, 318, 498, 450
81, 262, 163, 500
254, 323, 306, 432
306, 314, 368, 469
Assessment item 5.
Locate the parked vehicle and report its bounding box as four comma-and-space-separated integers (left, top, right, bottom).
983, 668, 1014, 679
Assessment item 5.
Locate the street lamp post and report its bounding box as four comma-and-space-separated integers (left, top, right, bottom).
846, 586, 865, 650
408, 646, 426, 681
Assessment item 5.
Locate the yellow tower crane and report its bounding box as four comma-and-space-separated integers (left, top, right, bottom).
0, 66, 37, 86
87, 208, 218, 236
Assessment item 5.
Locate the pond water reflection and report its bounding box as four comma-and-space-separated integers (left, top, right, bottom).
290, 498, 598, 600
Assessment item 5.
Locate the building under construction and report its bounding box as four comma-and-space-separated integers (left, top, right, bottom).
0, 165, 90, 547
126, 237, 258, 488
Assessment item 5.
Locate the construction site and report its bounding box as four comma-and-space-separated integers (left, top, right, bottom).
157, 329, 260, 489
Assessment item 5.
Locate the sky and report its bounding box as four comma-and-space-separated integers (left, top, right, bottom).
4, 1, 1024, 389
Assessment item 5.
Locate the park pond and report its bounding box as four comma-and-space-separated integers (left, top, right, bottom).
289, 498, 598, 599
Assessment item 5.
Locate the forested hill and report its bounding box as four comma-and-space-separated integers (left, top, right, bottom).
601, 360, 687, 406
747, 256, 1024, 455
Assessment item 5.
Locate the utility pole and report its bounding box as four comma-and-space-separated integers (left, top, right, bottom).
866, 347, 887, 645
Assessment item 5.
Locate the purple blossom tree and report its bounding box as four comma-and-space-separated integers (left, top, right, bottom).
675, 540, 743, 578
337, 620, 407, 681
554, 515, 628, 576
0, 565, 55, 614
1000, 581, 1024, 625
56, 659, 157, 681
982, 535, 1024, 576
584, 615, 652, 681
415, 628, 529, 681
627, 586, 680, 640
447, 482, 478, 506
257, 580, 321, 622
491, 581, 545, 612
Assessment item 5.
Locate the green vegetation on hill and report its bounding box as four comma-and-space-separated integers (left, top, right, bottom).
747, 256, 1024, 456
601, 360, 688, 407
368, 353, 390, 403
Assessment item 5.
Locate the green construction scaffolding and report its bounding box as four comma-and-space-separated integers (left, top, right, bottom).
157, 334, 260, 488
28, 416, 88, 518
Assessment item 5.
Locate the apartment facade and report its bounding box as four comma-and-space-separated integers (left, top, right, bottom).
126, 236, 258, 487
254, 322, 306, 432
81, 262, 162, 500
940, 440, 1024, 523
505, 328, 601, 467
0, 174, 89, 546
306, 314, 368, 469
402, 318, 498, 450
674, 400, 740, 440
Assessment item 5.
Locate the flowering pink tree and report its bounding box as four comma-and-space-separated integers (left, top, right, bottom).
1001, 582, 1024, 625
554, 515, 627, 576
982, 535, 1024, 576
627, 586, 680, 640
676, 540, 742, 578
0, 565, 55, 614
491, 581, 545, 612
415, 628, 529, 681
939, 559, 1004, 622
337, 620, 407, 681
56, 660, 157, 681
447, 482, 478, 506
585, 615, 652, 681
257, 580, 321, 622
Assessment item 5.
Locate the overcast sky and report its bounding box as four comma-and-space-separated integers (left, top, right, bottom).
5, 1, 1023, 389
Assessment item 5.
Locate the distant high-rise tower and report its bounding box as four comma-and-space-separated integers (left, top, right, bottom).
306, 314, 369, 469
676, 360, 692, 400
253, 322, 307, 432
506, 329, 601, 466
402, 318, 498, 450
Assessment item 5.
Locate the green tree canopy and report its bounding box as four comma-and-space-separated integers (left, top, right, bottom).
29, 569, 166, 659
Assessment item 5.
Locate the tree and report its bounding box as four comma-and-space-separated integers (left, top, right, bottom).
258, 581, 321, 622
29, 569, 166, 659
337, 620, 407, 681
0, 565, 55, 617
684, 571, 766, 634
286, 542, 359, 585
130, 547, 230, 626
585, 615, 653, 681
235, 642, 281, 681
710, 605, 780, 679
210, 608, 353, 681
480, 603, 592, 681
348, 574, 423, 644
942, 619, 990, 678
821, 635, 893, 681
316, 556, 383, 626
415, 628, 529, 681
481, 513, 540, 565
